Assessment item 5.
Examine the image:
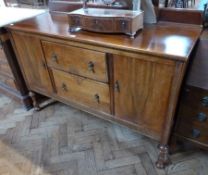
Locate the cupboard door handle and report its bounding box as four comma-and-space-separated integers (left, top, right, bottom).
197, 112, 207, 122
61, 83, 68, 92
51, 53, 58, 63
88, 61, 94, 73
94, 94, 100, 103
114, 81, 120, 92
202, 96, 208, 107
192, 129, 200, 138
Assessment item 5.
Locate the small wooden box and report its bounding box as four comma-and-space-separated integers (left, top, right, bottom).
68, 8, 144, 38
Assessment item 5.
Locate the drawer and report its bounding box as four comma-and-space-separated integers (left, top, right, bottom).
176, 122, 208, 145
82, 17, 114, 33
114, 19, 130, 33
52, 69, 111, 114
177, 86, 208, 127
175, 86, 208, 145
42, 41, 108, 82
181, 86, 208, 108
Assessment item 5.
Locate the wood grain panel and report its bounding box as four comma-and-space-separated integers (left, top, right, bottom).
113, 54, 175, 138
52, 69, 110, 114
42, 41, 108, 82
11, 32, 53, 94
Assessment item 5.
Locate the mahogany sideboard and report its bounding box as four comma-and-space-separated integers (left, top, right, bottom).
6, 12, 201, 168
0, 28, 32, 109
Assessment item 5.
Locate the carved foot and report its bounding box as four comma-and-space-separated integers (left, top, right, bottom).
156, 144, 171, 169
29, 91, 40, 111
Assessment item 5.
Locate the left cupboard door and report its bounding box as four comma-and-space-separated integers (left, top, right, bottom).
11, 32, 53, 95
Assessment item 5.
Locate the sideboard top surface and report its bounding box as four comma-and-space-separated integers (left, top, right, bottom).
6, 12, 202, 61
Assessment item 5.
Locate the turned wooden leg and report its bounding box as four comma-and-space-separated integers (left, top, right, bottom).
29, 91, 40, 111
156, 144, 171, 169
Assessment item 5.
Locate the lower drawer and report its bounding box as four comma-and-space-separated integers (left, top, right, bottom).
176, 122, 208, 145
52, 69, 111, 114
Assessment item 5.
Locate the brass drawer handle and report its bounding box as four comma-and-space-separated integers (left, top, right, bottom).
88, 61, 94, 73
114, 81, 120, 92
202, 96, 208, 107
94, 94, 100, 103
61, 83, 68, 92
197, 112, 207, 122
51, 53, 58, 63
192, 129, 200, 138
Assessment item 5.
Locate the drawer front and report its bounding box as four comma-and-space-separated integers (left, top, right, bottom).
115, 19, 130, 33
177, 86, 208, 127
42, 41, 108, 82
52, 69, 110, 114
176, 122, 208, 145
83, 17, 114, 33
176, 86, 208, 145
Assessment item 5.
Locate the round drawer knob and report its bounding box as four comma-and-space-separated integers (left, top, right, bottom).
197, 112, 207, 122
202, 96, 208, 107
192, 129, 200, 138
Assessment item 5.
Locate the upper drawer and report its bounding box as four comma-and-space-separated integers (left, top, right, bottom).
42, 41, 108, 82
52, 69, 110, 114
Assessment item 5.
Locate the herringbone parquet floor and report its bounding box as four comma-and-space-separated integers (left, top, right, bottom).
0, 94, 208, 175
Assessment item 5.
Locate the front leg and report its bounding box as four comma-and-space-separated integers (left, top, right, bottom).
156, 144, 171, 169
29, 91, 40, 111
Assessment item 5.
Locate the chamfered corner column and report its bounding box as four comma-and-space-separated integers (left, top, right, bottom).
155, 144, 171, 169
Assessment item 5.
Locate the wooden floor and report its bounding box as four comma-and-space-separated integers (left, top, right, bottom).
0, 95, 208, 175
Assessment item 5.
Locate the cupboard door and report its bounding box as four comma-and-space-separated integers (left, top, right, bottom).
113, 55, 175, 138
11, 32, 52, 94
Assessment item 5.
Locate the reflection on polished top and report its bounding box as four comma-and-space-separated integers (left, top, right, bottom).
7, 12, 202, 61
68, 8, 143, 18
0, 7, 46, 27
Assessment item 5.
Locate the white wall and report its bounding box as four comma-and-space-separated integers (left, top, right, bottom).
0, 0, 6, 7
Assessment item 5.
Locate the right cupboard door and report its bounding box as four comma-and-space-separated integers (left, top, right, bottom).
113, 54, 176, 139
